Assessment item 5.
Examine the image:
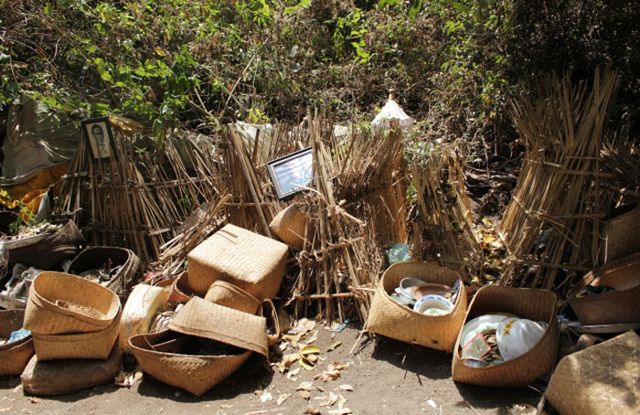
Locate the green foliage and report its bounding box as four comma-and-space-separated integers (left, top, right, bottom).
2, 0, 638, 146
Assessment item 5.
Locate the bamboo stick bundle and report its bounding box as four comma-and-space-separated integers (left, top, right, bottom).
499, 69, 618, 296
408, 142, 481, 278
332, 121, 408, 247
292, 114, 383, 323
218, 123, 307, 236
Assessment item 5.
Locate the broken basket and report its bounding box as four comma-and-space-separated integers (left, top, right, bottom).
0, 309, 34, 375
25, 272, 121, 335
451, 286, 558, 387
365, 262, 468, 352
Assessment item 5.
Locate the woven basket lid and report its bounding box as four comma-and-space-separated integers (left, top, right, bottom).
169, 297, 268, 357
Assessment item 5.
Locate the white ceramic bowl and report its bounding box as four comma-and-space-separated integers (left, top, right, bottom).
496, 318, 548, 361
413, 295, 454, 315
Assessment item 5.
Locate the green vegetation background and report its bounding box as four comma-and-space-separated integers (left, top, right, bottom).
2, 1, 639, 143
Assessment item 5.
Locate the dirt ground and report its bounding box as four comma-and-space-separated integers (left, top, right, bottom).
0, 326, 542, 415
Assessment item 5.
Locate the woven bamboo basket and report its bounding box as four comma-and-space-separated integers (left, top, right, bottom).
169, 297, 268, 357
129, 330, 252, 396
269, 205, 307, 250
365, 262, 468, 352
25, 272, 121, 335
167, 272, 198, 305
204, 280, 261, 314
451, 286, 559, 387
604, 204, 640, 263
546, 330, 639, 415
569, 252, 640, 325
262, 299, 281, 347
0, 309, 34, 375
7, 220, 85, 269
32, 312, 121, 361
68, 246, 141, 298
186, 224, 289, 299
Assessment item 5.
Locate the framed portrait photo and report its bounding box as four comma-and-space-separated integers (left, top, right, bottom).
267, 147, 313, 200
82, 117, 114, 159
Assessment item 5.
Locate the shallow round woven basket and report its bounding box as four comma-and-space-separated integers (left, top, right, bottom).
0, 309, 34, 375
451, 286, 559, 388
129, 330, 252, 396
365, 261, 468, 352
68, 246, 141, 298
569, 252, 640, 325
204, 280, 261, 314
24, 271, 121, 335
32, 312, 121, 361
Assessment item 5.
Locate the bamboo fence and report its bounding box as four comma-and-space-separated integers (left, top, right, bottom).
53, 120, 220, 265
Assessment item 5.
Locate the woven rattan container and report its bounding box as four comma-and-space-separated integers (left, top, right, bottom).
204, 280, 261, 314
269, 205, 306, 250
546, 330, 639, 415
451, 286, 558, 387
365, 262, 468, 352
32, 312, 121, 361
25, 272, 121, 335
186, 224, 288, 299
167, 272, 197, 305
68, 246, 141, 298
0, 309, 34, 375
569, 252, 640, 325
604, 204, 640, 263
129, 330, 252, 396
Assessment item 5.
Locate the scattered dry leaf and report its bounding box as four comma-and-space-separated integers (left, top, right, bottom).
298, 390, 311, 401
277, 393, 291, 406
328, 408, 352, 415
339, 384, 353, 392
303, 406, 321, 415
327, 341, 342, 352
297, 382, 314, 391
286, 367, 301, 380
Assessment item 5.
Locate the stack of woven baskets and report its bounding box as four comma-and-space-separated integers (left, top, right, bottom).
23, 271, 122, 361
126, 224, 288, 396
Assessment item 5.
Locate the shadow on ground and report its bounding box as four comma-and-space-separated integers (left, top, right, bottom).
369, 335, 452, 380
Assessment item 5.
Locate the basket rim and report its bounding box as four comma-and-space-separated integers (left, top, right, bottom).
128, 330, 253, 359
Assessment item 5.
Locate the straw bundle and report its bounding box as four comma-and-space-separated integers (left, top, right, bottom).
408, 143, 481, 278
499, 69, 618, 296
291, 114, 383, 323
53, 121, 221, 265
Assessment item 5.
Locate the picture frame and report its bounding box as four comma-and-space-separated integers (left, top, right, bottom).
267, 147, 313, 200
82, 116, 114, 159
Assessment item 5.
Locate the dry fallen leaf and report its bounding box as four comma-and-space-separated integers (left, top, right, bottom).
298, 390, 311, 401
277, 393, 291, 406
316, 369, 341, 382
303, 406, 321, 415
297, 381, 315, 391
339, 384, 353, 392
327, 341, 342, 352
328, 408, 352, 415
286, 367, 301, 380
277, 353, 300, 373
316, 385, 325, 392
